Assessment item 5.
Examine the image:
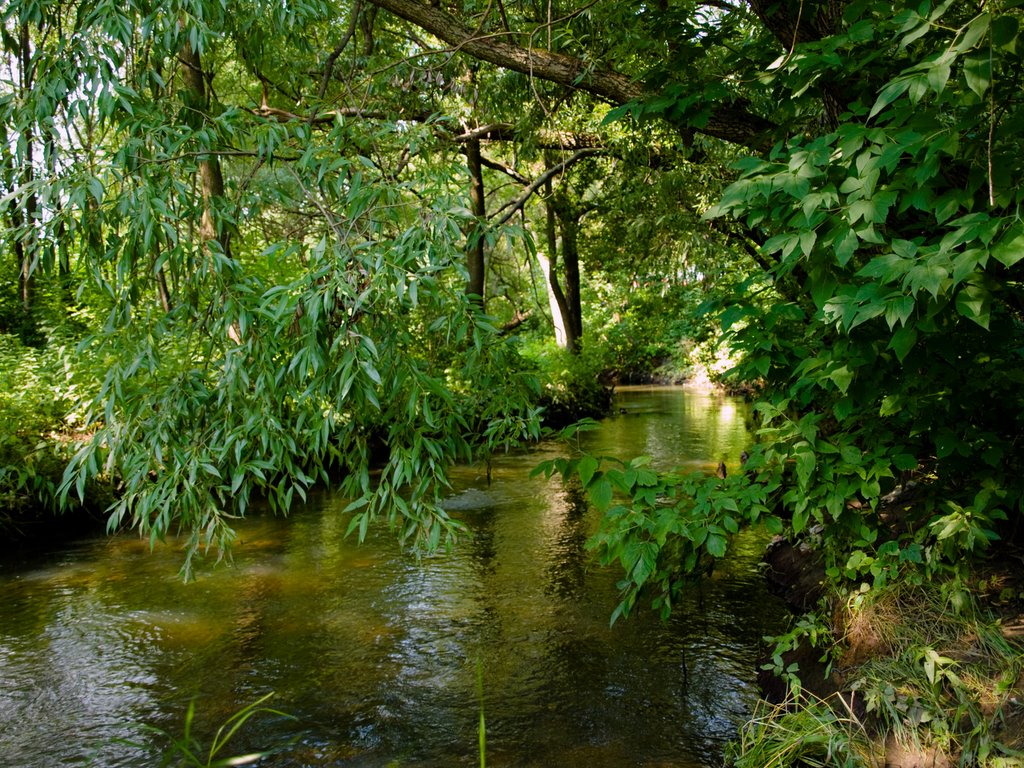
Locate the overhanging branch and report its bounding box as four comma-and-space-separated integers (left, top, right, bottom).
366, 0, 777, 150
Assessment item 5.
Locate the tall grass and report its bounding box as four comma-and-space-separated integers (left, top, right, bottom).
727, 691, 877, 768
477, 657, 487, 768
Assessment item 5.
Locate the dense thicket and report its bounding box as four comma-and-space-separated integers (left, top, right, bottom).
3, 0, 1023, 617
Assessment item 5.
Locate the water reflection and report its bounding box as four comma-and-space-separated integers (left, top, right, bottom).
606, 386, 750, 474
0, 386, 784, 767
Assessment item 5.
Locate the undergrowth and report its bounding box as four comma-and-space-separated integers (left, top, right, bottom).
741, 581, 1024, 767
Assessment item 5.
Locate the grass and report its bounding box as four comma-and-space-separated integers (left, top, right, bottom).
477, 657, 487, 768
114, 692, 295, 767
728, 691, 877, 768
843, 585, 1024, 766
731, 580, 1024, 767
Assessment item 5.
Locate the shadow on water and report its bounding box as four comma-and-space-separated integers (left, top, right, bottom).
0, 386, 787, 767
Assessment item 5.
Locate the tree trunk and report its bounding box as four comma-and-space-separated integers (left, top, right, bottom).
179, 41, 231, 257
554, 196, 583, 345
540, 189, 579, 353
465, 137, 486, 307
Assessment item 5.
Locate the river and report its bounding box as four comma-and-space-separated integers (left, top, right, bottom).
0, 386, 788, 767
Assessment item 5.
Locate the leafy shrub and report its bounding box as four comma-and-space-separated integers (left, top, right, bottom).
518, 340, 613, 428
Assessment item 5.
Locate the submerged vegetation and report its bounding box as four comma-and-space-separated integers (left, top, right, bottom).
124, 693, 295, 768
4, 0, 1024, 764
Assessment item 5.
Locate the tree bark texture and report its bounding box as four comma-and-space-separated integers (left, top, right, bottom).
465, 137, 487, 306
554, 198, 583, 345
179, 42, 231, 257
541, 184, 579, 353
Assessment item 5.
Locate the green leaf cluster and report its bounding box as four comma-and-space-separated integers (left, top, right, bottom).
534, 450, 778, 622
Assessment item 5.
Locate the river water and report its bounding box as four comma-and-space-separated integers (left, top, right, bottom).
0, 386, 787, 767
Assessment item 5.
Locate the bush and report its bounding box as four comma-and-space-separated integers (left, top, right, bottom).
0, 333, 109, 538
518, 339, 613, 428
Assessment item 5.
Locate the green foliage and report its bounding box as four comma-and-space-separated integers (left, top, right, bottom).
700, 0, 1024, 592
727, 692, 875, 768
0, 332, 94, 526
520, 340, 613, 427
534, 446, 778, 622
761, 611, 838, 698
0, 0, 545, 566
585, 282, 718, 380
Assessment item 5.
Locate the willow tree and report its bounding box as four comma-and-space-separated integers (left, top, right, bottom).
1, 0, 550, 566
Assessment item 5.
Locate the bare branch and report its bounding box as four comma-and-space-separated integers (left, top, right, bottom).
490, 148, 604, 225
318, 0, 363, 101
478, 154, 530, 185
452, 123, 603, 148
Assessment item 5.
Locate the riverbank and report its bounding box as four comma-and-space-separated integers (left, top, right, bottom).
745, 539, 1024, 767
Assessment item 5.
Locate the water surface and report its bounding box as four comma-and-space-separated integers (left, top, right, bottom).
0, 386, 785, 767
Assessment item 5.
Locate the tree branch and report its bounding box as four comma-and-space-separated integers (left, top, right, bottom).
490, 148, 604, 225
318, 0, 363, 100
478, 154, 531, 185
366, 0, 776, 149
452, 123, 602, 148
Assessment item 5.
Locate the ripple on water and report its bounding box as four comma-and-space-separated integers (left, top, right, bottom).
0, 387, 788, 768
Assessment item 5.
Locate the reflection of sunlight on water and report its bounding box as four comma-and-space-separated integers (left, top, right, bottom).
718, 398, 736, 425
0, 386, 787, 768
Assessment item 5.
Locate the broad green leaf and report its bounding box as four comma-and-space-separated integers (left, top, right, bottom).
992, 15, 1020, 52
889, 325, 918, 362
635, 468, 659, 487
705, 533, 727, 558
905, 262, 948, 298
955, 282, 991, 329
835, 228, 858, 266
795, 448, 816, 487
885, 295, 915, 329
869, 80, 909, 120
591, 477, 613, 510
952, 13, 990, 53
792, 505, 809, 535
926, 59, 951, 94
963, 54, 991, 97
990, 223, 1024, 267
578, 455, 599, 487
830, 365, 855, 394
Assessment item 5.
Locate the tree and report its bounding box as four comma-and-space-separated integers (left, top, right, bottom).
534, 0, 1024, 629
5, 0, 1022, 600
1, 0, 550, 567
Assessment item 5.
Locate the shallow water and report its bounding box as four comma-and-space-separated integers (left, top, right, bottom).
0, 386, 786, 767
